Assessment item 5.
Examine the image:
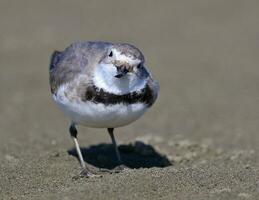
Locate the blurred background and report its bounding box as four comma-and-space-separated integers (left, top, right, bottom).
1, 0, 259, 162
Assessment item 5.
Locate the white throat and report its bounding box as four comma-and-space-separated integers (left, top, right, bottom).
93, 63, 147, 95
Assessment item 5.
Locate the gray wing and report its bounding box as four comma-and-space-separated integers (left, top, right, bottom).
49, 41, 112, 94
146, 77, 159, 107
139, 66, 159, 107
49, 50, 62, 71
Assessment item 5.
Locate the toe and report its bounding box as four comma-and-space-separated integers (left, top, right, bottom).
73, 168, 102, 179
113, 164, 129, 173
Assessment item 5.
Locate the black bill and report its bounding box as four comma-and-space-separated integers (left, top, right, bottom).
114, 66, 129, 78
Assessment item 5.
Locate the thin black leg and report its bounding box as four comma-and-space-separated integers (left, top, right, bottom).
107, 128, 122, 164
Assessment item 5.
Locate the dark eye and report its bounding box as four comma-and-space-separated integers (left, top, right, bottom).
137, 64, 141, 68
108, 51, 113, 57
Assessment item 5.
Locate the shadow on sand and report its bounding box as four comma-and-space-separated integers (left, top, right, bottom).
68, 141, 172, 169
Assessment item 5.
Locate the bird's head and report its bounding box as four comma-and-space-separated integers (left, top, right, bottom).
94, 43, 149, 94
99, 43, 145, 78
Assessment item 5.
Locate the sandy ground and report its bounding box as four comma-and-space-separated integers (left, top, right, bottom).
1, 0, 259, 199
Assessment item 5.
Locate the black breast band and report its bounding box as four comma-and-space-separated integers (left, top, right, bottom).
81, 84, 154, 107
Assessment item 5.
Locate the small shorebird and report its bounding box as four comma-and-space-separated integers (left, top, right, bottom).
49, 41, 159, 177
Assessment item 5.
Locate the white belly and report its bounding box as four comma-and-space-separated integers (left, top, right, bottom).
53, 94, 148, 128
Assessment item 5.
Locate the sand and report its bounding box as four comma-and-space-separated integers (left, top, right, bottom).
1, 0, 259, 199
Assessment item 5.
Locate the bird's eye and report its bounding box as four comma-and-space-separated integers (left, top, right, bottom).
137, 64, 141, 68
108, 51, 113, 57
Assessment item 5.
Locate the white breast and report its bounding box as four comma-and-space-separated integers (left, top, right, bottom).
93, 63, 147, 95
53, 85, 148, 128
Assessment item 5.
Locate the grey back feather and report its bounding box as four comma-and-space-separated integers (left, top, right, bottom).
49, 51, 62, 70
49, 41, 112, 94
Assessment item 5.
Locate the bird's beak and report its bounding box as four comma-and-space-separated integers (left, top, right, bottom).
114, 66, 130, 78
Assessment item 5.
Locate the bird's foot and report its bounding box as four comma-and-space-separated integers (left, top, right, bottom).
113, 164, 129, 173
80, 168, 102, 177
98, 168, 113, 174
95, 164, 129, 174
72, 165, 129, 179
73, 167, 102, 179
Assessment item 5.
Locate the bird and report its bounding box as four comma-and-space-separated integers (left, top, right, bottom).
49, 41, 159, 177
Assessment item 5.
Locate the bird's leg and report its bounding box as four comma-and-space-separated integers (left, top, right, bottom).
69, 124, 85, 168
108, 128, 121, 164
108, 128, 128, 172
69, 124, 99, 178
